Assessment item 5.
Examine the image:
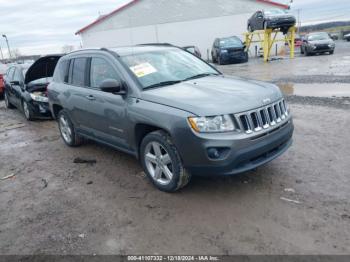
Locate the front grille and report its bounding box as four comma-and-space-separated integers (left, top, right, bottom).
235, 99, 289, 134
315, 44, 329, 50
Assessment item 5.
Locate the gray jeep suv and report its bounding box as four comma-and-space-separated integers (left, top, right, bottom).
48, 45, 293, 192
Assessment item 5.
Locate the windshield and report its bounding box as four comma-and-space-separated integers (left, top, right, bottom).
308, 33, 330, 41
219, 37, 243, 48
120, 49, 218, 89
264, 9, 287, 16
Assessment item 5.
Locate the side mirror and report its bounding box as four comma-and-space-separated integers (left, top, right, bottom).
99, 79, 125, 94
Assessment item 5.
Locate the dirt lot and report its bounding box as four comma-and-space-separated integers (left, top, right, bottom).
0, 42, 350, 255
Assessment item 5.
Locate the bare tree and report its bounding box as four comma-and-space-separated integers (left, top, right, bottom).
12, 48, 21, 59
61, 45, 75, 53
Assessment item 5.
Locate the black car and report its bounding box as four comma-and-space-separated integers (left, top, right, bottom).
4, 55, 61, 120
248, 9, 296, 34
211, 36, 248, 65
301, 32, 335, 56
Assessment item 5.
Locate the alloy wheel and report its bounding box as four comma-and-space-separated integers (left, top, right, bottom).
23, 101, 30, 119
59, 114, 72, 144
144, 141, 173, 185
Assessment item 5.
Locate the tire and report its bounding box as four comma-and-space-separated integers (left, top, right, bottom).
212, 53, 217, 63
263, 21, 267, 30
22, 100, 34, 121
140, 130, 191, 192
57, 109, 83, 147
329, 50, 334, 55
218, 55, 222, 65
248, 24, 253, 32
300, 47, 304, 54
305, 49, 309, 56
4, 91, 14, 109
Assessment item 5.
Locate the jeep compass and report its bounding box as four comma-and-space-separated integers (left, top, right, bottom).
48, 45, 294, 192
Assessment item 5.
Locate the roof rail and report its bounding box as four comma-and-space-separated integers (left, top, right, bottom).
138, 43, 174, 47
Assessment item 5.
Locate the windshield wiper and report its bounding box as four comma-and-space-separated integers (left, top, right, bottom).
183, 73, 220, 81
144, 80, 182, 89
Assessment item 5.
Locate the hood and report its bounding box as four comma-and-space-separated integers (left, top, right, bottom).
25, 55, 61, 84
266, 14, 294, 19
140, 75, 282, 116
309, 39, 334, 45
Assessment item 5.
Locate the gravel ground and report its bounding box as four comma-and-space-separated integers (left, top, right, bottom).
0, 41, 350, 255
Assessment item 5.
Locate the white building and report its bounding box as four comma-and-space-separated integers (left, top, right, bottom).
76, 0, 289, 60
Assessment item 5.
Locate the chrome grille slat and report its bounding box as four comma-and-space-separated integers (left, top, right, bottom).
235, 99, 289, 134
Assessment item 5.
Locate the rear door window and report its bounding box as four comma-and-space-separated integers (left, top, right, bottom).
53, 59, 69, 83
6, 67, 15, 81
89, 57, 119, 88
13, 68, 23, 82
69, 58, 88, 86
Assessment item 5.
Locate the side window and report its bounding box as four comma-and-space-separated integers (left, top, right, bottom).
53, 59, 69, 83
13, 68, 23, 82
6, 67, 15, 81
90, 57, 119, 88
70, 58, 88, 86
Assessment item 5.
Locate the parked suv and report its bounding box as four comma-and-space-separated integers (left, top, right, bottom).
212, 36, 248, 65
301, 32, 335, 55
48, 46, 294, 192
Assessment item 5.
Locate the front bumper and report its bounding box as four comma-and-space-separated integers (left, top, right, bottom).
220, 52, 248, 64
175, 118, 294, 176
308, 45, 335, 53
267, 19, 296, 29
27, 100, 52, 119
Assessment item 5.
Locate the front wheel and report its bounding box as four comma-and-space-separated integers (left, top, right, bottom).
22, 100, 34, 121
329, 50, 334, 55
140, 130, 191, 192
248, 24, 253, 32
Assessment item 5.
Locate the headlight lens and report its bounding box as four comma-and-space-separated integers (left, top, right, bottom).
188, 115, 235, 133
220, 49, 228, 53
30, 92, 48, 103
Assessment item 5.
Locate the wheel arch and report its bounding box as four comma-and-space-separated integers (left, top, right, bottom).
52, 104, 63, 119
134, 123, 171, 159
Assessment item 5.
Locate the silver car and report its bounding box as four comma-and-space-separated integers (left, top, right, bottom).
48, 45, 294, 192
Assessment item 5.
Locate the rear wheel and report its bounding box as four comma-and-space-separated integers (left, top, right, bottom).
58, 110, 83, 147
22, 100, 34, 121
140, 130, 191, 192
4, 91, 14, 109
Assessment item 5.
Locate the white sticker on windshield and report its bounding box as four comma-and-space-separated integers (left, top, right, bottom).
129, 63, 157, 78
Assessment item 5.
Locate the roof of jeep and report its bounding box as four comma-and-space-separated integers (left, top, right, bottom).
67, 45, 180, 57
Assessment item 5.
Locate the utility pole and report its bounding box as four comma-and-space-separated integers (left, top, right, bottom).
2, 34, 12, 59
296, 9, 301, 34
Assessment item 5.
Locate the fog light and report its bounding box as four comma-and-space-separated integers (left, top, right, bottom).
207, 148, 220, 159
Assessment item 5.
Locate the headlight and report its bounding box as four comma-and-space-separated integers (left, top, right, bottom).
328, 43, 335, 47
220, 50, 228, 53
188, 115, 235, 133
30, 92, 48, 103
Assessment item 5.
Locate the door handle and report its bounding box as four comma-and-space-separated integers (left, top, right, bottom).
85, 95, 96, 101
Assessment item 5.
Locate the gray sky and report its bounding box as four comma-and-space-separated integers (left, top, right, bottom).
0, 0, 349, 56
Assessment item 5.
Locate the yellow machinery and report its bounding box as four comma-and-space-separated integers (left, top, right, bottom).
244, 26, 296, 62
